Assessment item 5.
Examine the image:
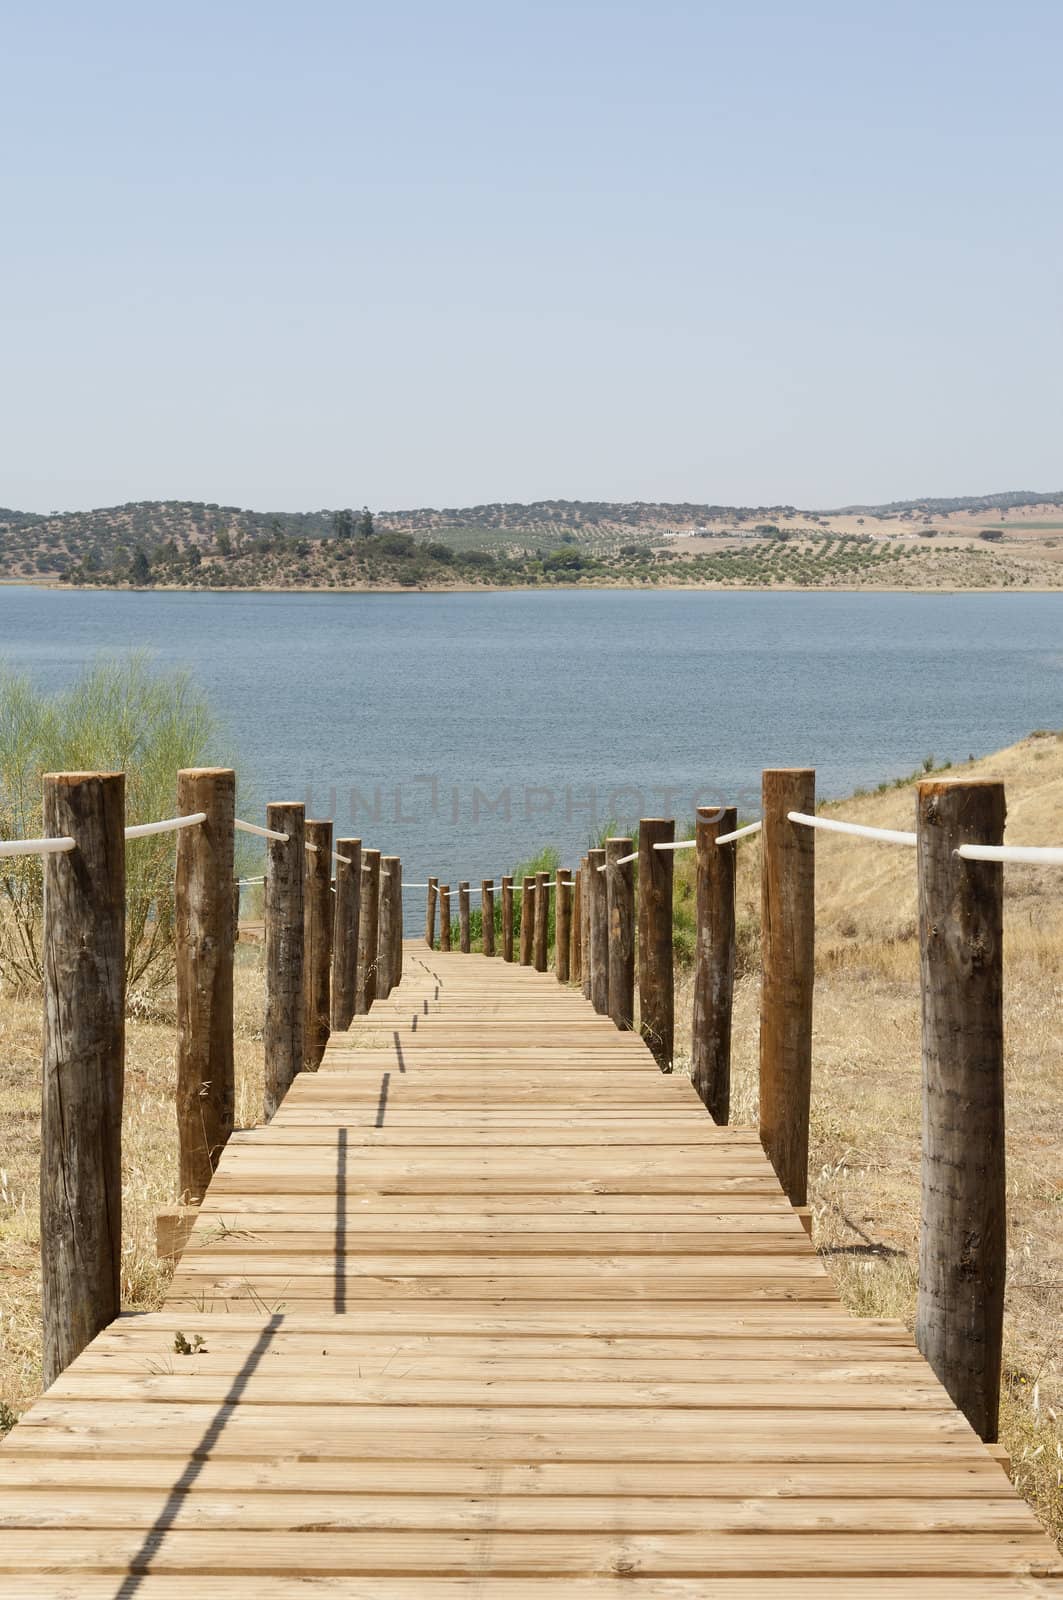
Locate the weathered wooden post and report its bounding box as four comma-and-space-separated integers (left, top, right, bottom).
356, 849, 380, 1013
264, 801, 305, 1119
692, 805, 736, 1123
501, 875, 514, 961
303, 819, 333, 1069
377, 856, 401, 996
555, 868, 572, 981
425, 877, 438, 949
481, 879, 495, 956
533, 870, 550, 971
519, 875, 534, 965
570, 866, 582, 985
41, 771, 125, 1388
916, 779, 1006, 1442
331, 837, 362, 1032
638, 818, 674, 1068
581, 854, 592, 999
458, 881, 471, 953
175, 767, 235, 1205
389, 858, 403, 987
759, 769, 815, 1208
439, 883, 452, 951
606, 837, 635, 1029
588, 847, 608, 1014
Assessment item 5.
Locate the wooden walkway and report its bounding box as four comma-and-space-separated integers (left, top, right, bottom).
2, 946, 1061, 1595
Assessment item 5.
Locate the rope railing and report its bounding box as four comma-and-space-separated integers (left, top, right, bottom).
408, 880, 557, 893
715, 819, 762, 845
0, 834, 77, 858
235, 818, 288, 842
1, 813, 210, 855
478, 801, 1063, 882
600, 827, 759, 869
788, 811, 917, 847
124, 811, 207, 840
956, 841, 1063, 864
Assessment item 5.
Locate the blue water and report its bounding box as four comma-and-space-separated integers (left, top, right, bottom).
1, 586, 1060, 895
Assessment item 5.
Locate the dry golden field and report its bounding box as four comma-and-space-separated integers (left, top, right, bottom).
1, 735, 1060, 1543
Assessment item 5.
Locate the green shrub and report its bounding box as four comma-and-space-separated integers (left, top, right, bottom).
0, 657, 224, 996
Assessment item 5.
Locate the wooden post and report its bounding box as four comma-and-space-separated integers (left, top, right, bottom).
389, 858, 403, 987
581, 855, 592, 999
175, 767, 235, 1205
303, 819, 333, 1069
759, 769, 815, 1207
637, 818, 674, 1069
264, 801, 305, 1119
555, 868, 572, 981
377, 856, 401, 996
425, 877, 438, 949
519, 875, 534, 965
41, 771, 125, 1388
439, 883, 452, 951
588, 847, 609, 1014
570, 866, 582, 986
916, 779, 1006, 1442
501, 875, 514, 961
356, 849, 380, 1013
331, 837, 362, 1031
481, 879, 495, 956
606, 837, 635, 1029
692, 805, 736, 1123
458, 881, 471, 953
533, 871, 549, 971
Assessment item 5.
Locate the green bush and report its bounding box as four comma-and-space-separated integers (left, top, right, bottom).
0, 657, 222, 996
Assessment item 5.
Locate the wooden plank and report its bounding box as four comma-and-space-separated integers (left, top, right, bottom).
2, 1579, 1060, 1599
0, 1527, 1054, 1576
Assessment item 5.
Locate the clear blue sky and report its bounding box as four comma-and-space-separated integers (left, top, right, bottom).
2, 1, 1060, 513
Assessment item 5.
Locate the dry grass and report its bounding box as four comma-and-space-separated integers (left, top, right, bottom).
1, 739, 1060, 1546
0, 945, 265, 1415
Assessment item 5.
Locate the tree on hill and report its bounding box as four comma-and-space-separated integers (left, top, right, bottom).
332, 509, 354, 540
357, 507, 375, 538
129, 547, 152, 585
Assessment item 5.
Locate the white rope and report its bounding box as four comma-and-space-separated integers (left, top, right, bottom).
235, 818, 288, 843
333, 852, 352, 866
788, 811, 917, 847
716, 820, 762, 845
237, 875, 265, 886
655, 838, 695, 853
957, 842, 1063, 865
0, 835, 76, 858
124, 811, 206, 840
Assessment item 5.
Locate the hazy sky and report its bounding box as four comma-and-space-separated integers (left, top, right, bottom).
2, 1, 1060, 514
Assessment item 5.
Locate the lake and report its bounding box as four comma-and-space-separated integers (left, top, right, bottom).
1, 586, 1060, 904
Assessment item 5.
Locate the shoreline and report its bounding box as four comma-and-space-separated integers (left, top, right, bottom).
3, 578, 1063, 598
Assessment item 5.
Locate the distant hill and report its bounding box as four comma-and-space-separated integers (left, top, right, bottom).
2, 490, 1063, 586
829, 489, 1063, 516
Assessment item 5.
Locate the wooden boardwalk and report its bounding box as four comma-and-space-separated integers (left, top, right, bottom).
2, 945, 1061, 1595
